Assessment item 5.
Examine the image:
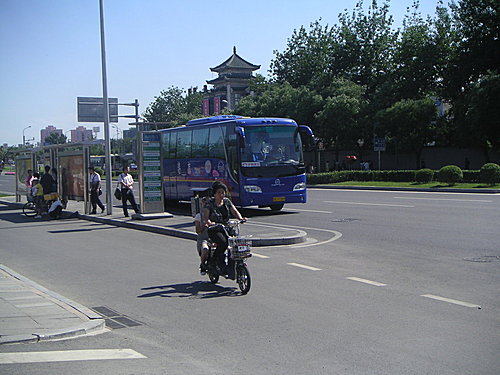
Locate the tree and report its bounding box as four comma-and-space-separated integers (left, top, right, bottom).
143, 86, 202, 126
44, 133, 67, 145
0, 145, 15, 163
450, 0, 500, 87
452, 72, 500, 161
315, 78, 367, 158
376, 97, 437, 168
235, 82, 323, 127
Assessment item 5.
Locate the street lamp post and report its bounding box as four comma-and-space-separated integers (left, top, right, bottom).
22, 126, 31, 146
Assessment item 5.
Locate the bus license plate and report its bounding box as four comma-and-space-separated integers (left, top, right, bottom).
273, 196, 285, 202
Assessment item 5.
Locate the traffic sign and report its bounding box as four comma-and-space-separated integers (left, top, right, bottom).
374, 137, 386, 152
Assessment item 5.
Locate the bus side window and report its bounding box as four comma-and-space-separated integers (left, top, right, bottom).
162, 132, 170, 159
209, 127, 224, 159
177, 130, 192, 159
192, 128, 209, 158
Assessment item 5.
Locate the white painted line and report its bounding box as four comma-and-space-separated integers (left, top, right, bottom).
284, 208, 332, 214
421, 294, 481, 309
0, 349, 147, 364
252, 253, 269, 259
4, 295, 42, 301
324, 201, 414, 208
347, 277, 387, 287
394, 197, 492, 202
251, 221, 342, 249
14, 302, 54, 308
287, 262, 321, 271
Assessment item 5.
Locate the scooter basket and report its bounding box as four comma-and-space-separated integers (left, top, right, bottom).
229, 237, 252, 259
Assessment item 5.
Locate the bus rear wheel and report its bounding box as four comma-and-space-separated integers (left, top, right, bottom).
269, 204, 284, 211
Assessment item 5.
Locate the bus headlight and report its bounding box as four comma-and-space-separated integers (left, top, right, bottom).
293, 182, 306, 191
244, 185, 262, 193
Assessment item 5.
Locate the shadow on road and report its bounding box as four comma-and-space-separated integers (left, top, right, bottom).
138, 281, 239, 299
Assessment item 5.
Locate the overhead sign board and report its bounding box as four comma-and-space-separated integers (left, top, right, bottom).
77, 97, 118, 122
374, 137, 386, 152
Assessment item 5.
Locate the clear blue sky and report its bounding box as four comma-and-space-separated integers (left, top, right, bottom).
0, 0, 441, 146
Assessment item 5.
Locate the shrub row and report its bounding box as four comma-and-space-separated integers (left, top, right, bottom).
307, 163, 500, 185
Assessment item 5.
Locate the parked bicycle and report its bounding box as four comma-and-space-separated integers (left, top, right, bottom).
206, 219, 252, 294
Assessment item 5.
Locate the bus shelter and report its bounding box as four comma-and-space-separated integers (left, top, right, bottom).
15, 143, 92, 213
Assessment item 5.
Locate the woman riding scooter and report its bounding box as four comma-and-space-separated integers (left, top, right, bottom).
203, 181, 246, 275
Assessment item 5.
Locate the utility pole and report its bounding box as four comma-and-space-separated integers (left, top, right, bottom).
99, 0, 112, 214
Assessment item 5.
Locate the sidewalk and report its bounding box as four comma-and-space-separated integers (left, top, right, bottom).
0, 196, 305, 344
0, 265, 104, 345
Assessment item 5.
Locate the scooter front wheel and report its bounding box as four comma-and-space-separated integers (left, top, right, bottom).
236, 264, 251, 294
208, 271, 219, 284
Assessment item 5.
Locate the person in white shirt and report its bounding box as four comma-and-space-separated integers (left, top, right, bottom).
88, 166, 105, 214
118, 166, 139, 217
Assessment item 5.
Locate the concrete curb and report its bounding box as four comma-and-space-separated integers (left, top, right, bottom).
77, 213, 306, 246
308, 184, 500, 194
0, 320, 106, 345
0, 198, 306, 246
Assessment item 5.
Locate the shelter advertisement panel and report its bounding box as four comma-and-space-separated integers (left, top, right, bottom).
139, 131, 164, 213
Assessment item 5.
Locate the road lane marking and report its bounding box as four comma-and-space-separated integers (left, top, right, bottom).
421, 294, 481, 309
347, 277, 387, 287
284, 208, 333, 214
0, 349, 147, 364
324, 201, 414, 208
287, 263, 321, 271
251, 221, 342, 249
252, 253, 269, 258
394, 197, 492, 202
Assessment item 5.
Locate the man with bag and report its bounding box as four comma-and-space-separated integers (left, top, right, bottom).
88, 166, 105, 214
117, 166, 139, 217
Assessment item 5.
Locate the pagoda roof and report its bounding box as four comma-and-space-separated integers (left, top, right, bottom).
210, 47, 260, 73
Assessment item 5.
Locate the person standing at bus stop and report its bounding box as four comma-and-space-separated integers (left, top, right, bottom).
118, 166, 139, 217
88, 166, 105, 214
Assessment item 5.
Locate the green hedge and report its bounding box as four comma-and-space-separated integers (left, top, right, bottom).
307, 170, 416, 184
480, 163, 500, 185
437, 165, 463, 184
306, 167, 487, 184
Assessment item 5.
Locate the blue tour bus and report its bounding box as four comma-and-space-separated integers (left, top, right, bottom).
160, 115, 313, 210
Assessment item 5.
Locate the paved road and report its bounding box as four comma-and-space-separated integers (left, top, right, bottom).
0, 189, 499, 374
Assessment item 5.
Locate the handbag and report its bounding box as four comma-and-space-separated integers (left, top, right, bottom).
98, 188, 102, 196
114, 187, 122, 200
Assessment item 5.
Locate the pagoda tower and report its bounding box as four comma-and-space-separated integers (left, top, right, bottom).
203, 47, 260, 115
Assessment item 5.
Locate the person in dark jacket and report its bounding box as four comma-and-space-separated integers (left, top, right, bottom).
40, 165, 56, 196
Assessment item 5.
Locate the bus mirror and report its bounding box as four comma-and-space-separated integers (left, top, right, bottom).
236, 126, 246, 147
299, 125, 314, 151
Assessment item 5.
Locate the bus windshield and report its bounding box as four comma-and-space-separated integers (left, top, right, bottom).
240, 125, 304, 177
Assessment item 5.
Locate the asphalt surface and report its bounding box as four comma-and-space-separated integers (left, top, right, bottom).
0, 175, 497, 350
0, 195, 305, 345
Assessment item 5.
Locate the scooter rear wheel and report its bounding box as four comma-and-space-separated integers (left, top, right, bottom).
236, 264, 251, 294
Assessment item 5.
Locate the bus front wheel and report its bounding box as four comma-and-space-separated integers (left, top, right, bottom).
269, 204, 284, 211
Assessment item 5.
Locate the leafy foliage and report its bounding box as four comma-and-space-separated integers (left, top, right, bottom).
415, 168, 434, 183
44, 133, 67, 145
143, 86, 202, 127
480, 163, 500, 185
437, 165, 463, 184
